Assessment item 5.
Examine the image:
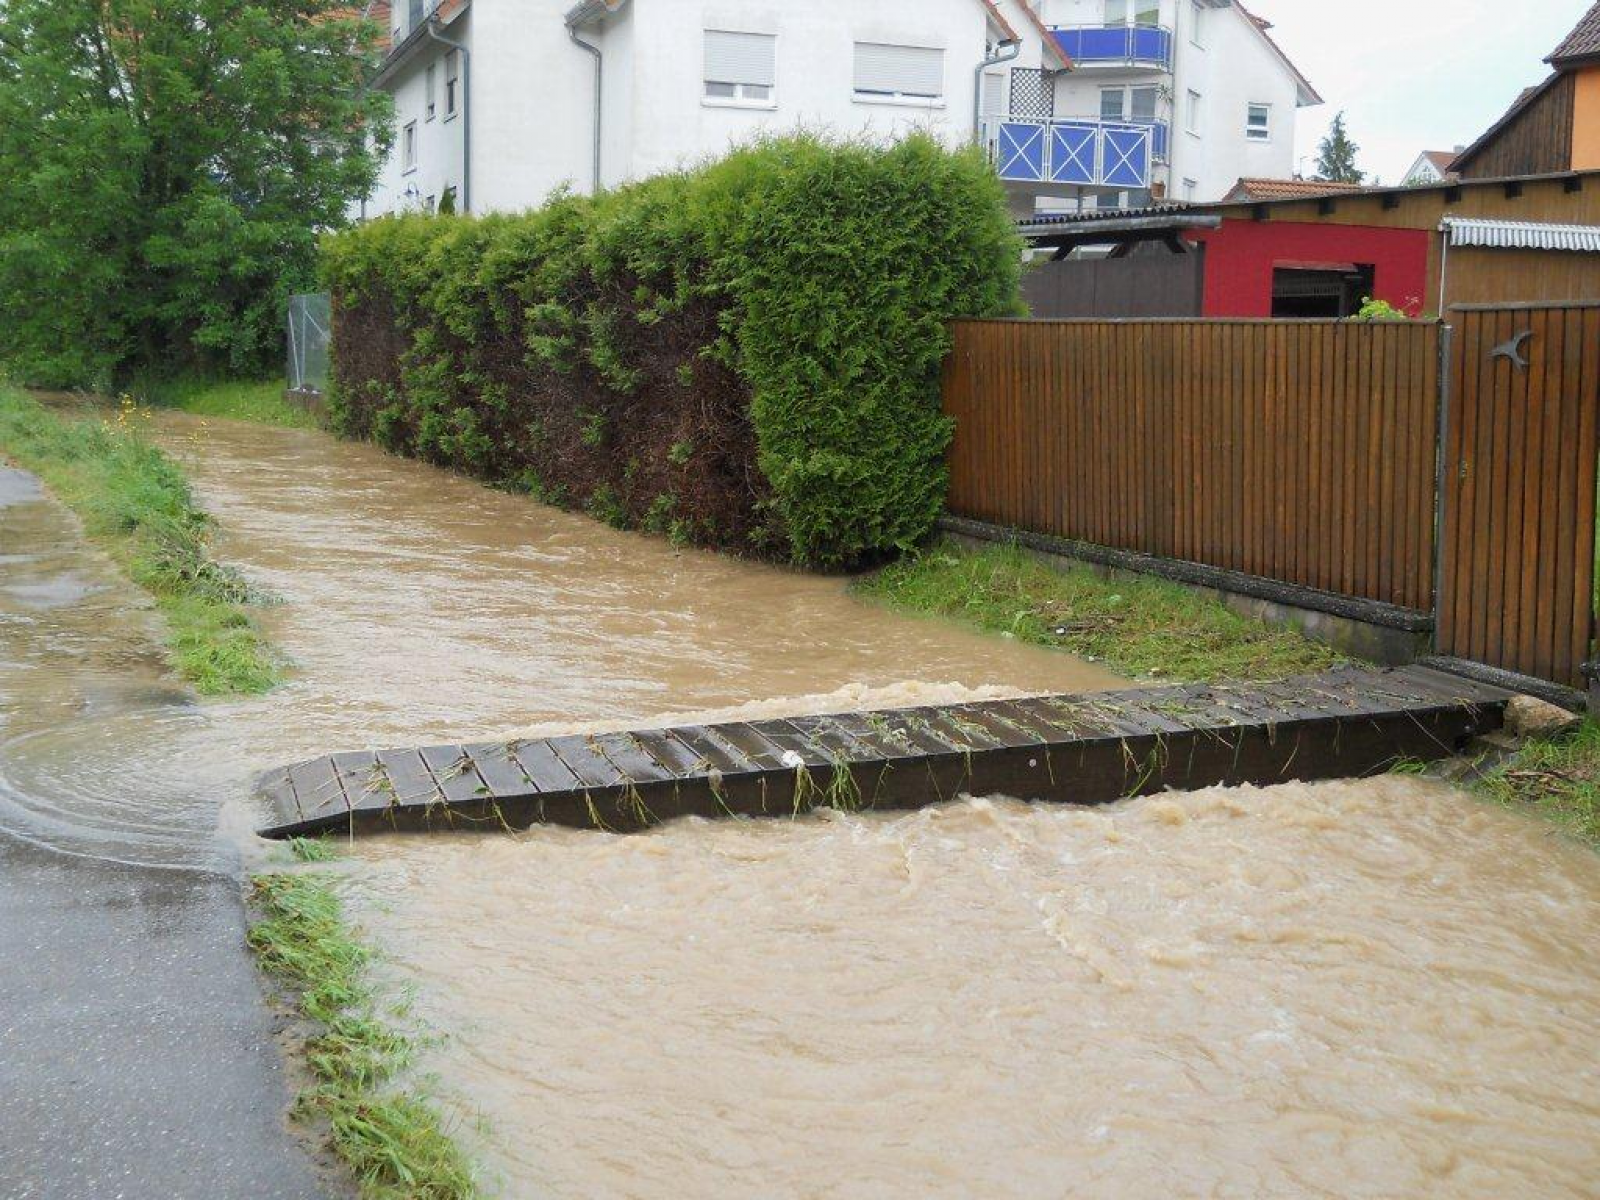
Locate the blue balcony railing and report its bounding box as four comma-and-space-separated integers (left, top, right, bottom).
1050, 24, 1173, 70
985, 117, 1166, 189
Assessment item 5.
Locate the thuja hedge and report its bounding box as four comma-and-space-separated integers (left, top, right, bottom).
321, 135, 1021, 567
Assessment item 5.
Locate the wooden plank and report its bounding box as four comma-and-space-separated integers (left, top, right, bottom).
466, 742, 537, 798
288, 756, 346, 817
508, 739, 582, 793
373, 748, 443, 809
591, 732, 674, 785
418, 745, 488, 806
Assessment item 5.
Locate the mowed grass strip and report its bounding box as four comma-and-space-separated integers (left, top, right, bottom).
855, 540, 1346, 684
138, 376, 320, 429
248, 872, 477, 1200
0, 386, 280, 694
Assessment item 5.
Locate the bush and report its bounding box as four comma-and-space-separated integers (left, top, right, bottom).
322, 134, 1021, 567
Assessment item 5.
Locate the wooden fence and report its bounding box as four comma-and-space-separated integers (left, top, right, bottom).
1437, 305, 1600, 690
943, 319, 1441, 613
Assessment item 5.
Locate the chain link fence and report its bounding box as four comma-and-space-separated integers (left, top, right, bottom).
286, 292, 331, 394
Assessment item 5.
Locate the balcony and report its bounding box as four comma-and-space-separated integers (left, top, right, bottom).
394, 0, 450, 47
1050, 24, 1173, 71
984, 117, 1168, 190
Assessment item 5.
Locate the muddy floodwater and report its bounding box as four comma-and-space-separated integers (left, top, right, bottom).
353, 778, 1600, 1200
5, 409, 1600, 1197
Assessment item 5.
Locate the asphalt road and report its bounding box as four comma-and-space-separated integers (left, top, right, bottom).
0, 837, 330, 1200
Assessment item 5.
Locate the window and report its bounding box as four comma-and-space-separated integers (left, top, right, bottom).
425, 62, 437, 121
425, 194, 436, 213
853, 42, 944, 104
444, 50, 459, 118
1186, 89, 1202, 135
1190, 0, 1206, 46
1247, 102, 1271, 141
703, 30, 776, 104
1105, 0, 1161, 26
1182, 177, 1197, 201
402, 120, 417, 172
1098, 87, 1156, 123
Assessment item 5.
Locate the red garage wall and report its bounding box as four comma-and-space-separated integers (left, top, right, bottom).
1186, 219, 1431, 318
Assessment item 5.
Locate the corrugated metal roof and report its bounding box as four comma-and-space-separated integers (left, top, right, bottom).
1441, 216, 1600, 252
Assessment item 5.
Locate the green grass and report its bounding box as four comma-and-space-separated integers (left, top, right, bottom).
0, 386, 281, 694
855, 540, 1346, 683
248, 872, 478, 1200
1477, 719, 1600, 849
137, 376, 319, 429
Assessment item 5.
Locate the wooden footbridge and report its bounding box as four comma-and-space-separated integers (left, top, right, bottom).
256, 665, 1510, 839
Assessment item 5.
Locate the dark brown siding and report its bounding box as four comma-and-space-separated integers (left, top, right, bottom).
942, 319, 1440, 612
1438, 305, 1600, 688
1456, 73, 1576, 179
1022, 251, 1205, 318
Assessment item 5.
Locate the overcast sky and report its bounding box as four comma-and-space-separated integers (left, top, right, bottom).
1244, 0, 1584, 182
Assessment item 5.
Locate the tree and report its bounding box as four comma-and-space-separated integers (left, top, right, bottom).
0, 0, 393, 387
1315, 112, 1365, 185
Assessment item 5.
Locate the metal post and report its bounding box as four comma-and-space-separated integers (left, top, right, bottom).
1431, 320, 1454, 653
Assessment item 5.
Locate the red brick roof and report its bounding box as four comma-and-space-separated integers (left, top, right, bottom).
1222, 177, 1367, 203
1549, 0, 1600, 64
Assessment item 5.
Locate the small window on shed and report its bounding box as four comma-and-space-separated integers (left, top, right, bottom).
704, 30, 776, 103
853, 42, 944, 103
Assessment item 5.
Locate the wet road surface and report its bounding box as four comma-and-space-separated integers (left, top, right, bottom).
0, 465, 326, 1199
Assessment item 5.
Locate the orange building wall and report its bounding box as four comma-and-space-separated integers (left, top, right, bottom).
1571, 68, 1600, 170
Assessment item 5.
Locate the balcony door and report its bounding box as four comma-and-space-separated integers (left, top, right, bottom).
1105, 0, 1161, 26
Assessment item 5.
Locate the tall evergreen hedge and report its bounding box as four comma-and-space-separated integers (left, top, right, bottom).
322, 134, 1021, 568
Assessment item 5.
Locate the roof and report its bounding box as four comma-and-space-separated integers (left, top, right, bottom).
1234, 1, 1322, 106
1442, 216, 1600, 252
1419, 150, 1459, 174
1452, 72, 1561, 173
1222, 177, 1367, 202
1548, 0, 1600, 65
1011, 168, 1600, 243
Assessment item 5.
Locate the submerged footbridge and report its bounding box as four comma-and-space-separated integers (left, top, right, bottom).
256, 666, 1510, 839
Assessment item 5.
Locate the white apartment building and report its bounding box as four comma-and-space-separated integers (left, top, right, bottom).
360, 0, 1318, 218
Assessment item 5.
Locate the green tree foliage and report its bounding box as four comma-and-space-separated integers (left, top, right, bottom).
322, 134, 1022, 568
1315, 112, 1365, 184
0, 0, 392, 387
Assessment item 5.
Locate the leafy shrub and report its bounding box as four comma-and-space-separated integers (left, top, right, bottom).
322, 134, 1020, 567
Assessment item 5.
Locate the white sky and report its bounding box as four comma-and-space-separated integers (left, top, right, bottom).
1243, 0, 1586, 182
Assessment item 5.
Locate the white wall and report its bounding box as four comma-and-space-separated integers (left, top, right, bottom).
619, 0, 992, 187
1167, 2, 1299, 199
366, 26, 468, 217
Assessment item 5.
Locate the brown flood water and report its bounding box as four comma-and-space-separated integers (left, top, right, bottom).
5, 409, 1600, 1196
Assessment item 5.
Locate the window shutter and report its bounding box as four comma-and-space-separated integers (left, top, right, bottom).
981, 71, 1004, 117
853, 43, 944, 98
704, 30, 776, 87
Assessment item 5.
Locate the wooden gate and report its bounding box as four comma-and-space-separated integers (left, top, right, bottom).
1437, 304, 1600, 691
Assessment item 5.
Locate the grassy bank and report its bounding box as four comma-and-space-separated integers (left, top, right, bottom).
137, 377, 319, 429
855, 540, 1345, 683
0, 387, 280, 694
248, 869, 476, 1200
1478, 721, 1600, 849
